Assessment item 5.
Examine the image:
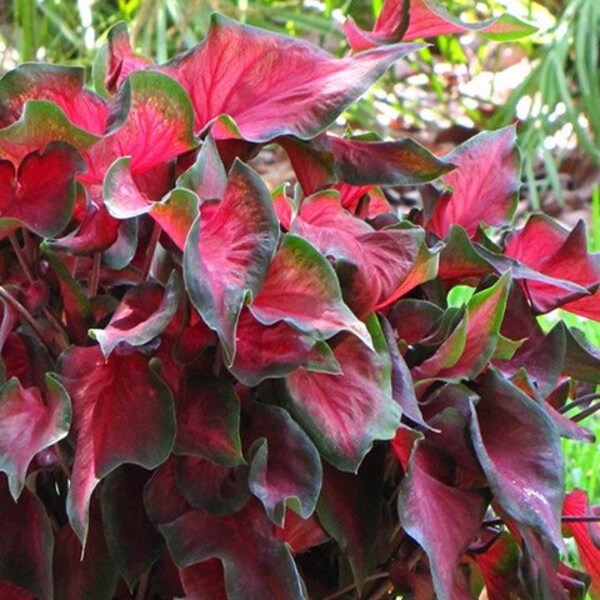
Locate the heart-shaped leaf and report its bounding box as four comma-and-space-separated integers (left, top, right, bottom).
505, 215, 599, 315
158, 13, 420, 142
89, 270, 182, 358
426, 127, 520, 239
184, 159, 279, 363
281, 314, 399, 472
159, 499, 307, 600
250, 234, 371, 347
246, 402, 322, 525
0, 143, 85, 238
58, 346, 176, 545
174, 376, 243, 467
0, 374, 71, 499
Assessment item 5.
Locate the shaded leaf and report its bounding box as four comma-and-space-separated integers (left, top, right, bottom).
0, 476, 54, 600
174, 376, 243, 467
101, 465, 165, 590
469, 369, 565, 549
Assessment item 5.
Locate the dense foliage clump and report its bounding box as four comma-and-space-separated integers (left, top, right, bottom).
0, 1, 598, 598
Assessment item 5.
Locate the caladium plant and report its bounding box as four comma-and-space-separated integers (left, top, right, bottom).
0, 2, 599, 599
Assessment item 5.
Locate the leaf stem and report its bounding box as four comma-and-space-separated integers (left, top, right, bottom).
9, 232, 36, 284
484, 515, 600, 527
141, 221, 161, 281
559, 393, 600, 414
0, 286, 51, 351
89, 253, 101, 298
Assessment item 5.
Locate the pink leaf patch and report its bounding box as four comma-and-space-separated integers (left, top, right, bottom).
231, 307, 339, 387
426, 127, 520, 239
0, 143, 85, 238
0, 64, 109, 134
158, 14, 421, 142
0, 374, 71, 499
82, 70, 197, 185
344, 0, 536, 51
58, 345, 176, 545
282, 315, 400, 471
184, 160, 279, 363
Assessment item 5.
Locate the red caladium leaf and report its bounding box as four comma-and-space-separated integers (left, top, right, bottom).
380, 316, 427, 427
274, 510, 329, 554
179, 559, 227, 600
177, 135, 227, 202
104, 157, 200, 250
474, 531, 528, 600
159, 498, 307, 600
327, 134, 453, 186
505, 215, 600, 315
469, 369, 565, 550
81, 70, 197, 185
413, 272, 511, 383
426, 127, 520, 239
0, 374, 71, 499
0, 64, 109, 133
250, 234, 371, 347
175, 454, 251, 515
58, 345, 176, 544
245, 401, 322, 525
40, 246, 93, 345
344, 0, 536, 51
89, 271, 182, 357
99, 22, 153, 95
281, 315, 400, 472
100, 465, 166, 590
0, 477, 54, 600
174, 376, 243, 467
317, 448, 387, 589
291, 192, 425, 316
47, 202, 121, 256
158, 13, 421, 142
563, 489, 600, 599
0, 581, 35, 599
397, 433, 490, 600
229, 308, 340, 386
0, 101, 100, 165
0, 143, 85, 238
184, 160, 279, 363
53, 500, 120, 600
